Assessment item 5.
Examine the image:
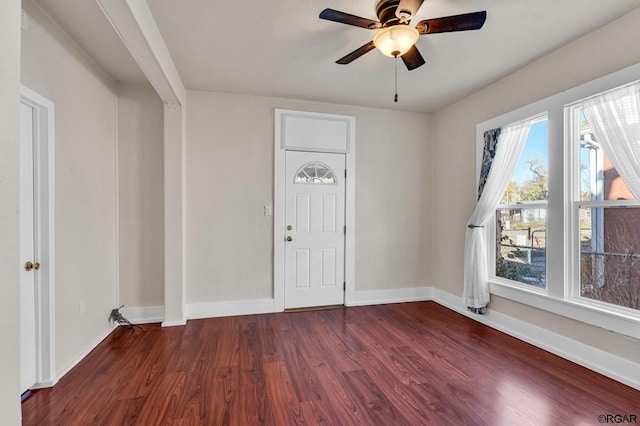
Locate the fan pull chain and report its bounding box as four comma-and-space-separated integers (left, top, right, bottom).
394, 56, 398, 103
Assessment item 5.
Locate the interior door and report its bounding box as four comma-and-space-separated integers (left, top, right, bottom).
20, 102, 37, 393
285, 150, 345, 309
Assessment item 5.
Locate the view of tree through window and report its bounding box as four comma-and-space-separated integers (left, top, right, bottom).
578, 111, 640, 311
496, 119, 548, 288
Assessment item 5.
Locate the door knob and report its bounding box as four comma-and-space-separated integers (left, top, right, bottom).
286, 236, 293, 242
24, 261, 40, 271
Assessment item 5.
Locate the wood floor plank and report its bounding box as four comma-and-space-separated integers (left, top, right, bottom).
277, 316, 330, 403
298, 400, 335, 426
263, 362, 305, 425
21, 302, 640, 425
341, 369, 410, 425
311, 361, 371, 424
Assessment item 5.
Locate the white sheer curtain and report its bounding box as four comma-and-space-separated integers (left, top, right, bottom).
463, 120, 533, 310
581, 82, 640, 198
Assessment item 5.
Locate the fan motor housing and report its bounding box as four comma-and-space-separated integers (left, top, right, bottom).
376, 0, 402, 27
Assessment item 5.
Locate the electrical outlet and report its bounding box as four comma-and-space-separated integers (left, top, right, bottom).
79, 299, 85, 314
264, 205, 272, 216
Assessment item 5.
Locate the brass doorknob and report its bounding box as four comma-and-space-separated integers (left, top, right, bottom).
286, 236, 293, 242
24, 261, 40, 271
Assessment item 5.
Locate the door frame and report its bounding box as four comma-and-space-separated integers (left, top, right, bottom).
20, 85, 56, 387
274, 109, 355, 311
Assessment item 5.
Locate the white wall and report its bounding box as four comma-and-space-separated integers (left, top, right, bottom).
432, 7, 640, 363
117, 83, 164, 308
355, 107, 433, 291
0, 1, 23, 423
21, 0, 118, 374
186, 91, 432, 305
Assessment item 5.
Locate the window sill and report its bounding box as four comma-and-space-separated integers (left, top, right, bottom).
489, 279, 640, 340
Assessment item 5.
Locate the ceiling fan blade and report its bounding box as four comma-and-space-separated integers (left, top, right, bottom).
336, 41, 376, 64
396, 0, 425, 21
319, 8, 382, 29
417, 11, 487, 35
401, 45, 425, 70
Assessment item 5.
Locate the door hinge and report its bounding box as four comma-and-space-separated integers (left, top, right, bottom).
343, 282, 346, 291
345, 169, 347, 178
344, 225, 346, 235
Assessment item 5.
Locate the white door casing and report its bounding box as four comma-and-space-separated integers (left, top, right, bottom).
274, 109, 356, 312
284, 151, 345, 308
19, 86, 56, 388
20, 102, 37, 393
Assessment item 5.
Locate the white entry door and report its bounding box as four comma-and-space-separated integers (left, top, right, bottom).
285, 151, 345, 309
20, 102, 37, 393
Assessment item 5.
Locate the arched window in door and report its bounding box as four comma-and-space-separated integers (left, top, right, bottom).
294, 162, 337, 184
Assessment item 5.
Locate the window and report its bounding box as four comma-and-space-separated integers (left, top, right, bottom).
477, 65, 640, 340
570, 106, 640, 312
294, 162, 336, 184
495, 117, 548, 289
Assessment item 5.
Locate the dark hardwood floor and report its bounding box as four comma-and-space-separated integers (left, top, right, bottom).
22, 302, 640, 425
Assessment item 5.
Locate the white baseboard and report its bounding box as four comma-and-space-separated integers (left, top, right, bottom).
46, 325, 117, 388
346, 286, 432, 307
161, 319, 187, 327
31, 379, 56, 389
430, 287, 640, 391
120, 305, 164, 324
186, 298, 276, 320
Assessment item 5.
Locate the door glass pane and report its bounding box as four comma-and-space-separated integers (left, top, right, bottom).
294, 163, 336, 184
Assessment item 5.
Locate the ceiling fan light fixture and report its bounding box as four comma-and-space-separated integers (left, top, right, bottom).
373, 25, 419, 57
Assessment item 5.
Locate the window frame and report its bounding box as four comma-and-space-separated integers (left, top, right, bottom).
476, 63, 640, 340
491, 114, 549, 290
566, 102, 640, 317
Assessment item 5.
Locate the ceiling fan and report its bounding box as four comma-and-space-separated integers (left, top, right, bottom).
319, 0, 487, 71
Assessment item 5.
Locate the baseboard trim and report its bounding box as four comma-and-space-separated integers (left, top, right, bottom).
430, 287, 640, 391
186, 298, 276, 320
46, 325, 117, 388
31, 379, 56, 389
346, 287, 432, 307
120, 305, 164, 324
161, 319, 187, 327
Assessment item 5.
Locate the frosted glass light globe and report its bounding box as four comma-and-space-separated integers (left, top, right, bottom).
373, 25, 419, 57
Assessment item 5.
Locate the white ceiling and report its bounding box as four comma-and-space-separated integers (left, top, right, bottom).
35, 0, 640, 113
